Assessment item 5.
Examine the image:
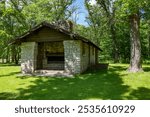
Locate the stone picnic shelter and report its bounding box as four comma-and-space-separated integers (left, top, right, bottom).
14, 22, 102, 75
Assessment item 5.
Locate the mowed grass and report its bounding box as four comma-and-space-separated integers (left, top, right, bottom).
0, 64, 150, 100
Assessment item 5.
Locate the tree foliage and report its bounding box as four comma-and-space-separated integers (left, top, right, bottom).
0, 0, 75, 63
0, 0, 150, 72
81, 0, 150, 72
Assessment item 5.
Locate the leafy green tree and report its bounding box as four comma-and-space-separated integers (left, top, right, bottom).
116, 0, 150, 72
85, 0, 121, 63
85, 0, 150, 70
0, 0, 75, 64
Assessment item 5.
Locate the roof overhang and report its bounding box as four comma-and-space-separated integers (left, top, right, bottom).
11, 22, 102, 51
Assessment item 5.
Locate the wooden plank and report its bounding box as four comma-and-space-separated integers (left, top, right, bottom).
25, 27, 70, 42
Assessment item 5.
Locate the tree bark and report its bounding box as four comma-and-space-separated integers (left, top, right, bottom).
128, 13, 143, 72
110, 24, 119, 63
15, 46, 20, 65
12, 45, 20, 64
2, 57, 4, 63
148, 30, 150, 58
11, 45, 15, 63
6, 47, 10, 63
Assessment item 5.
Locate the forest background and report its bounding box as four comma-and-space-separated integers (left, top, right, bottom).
0, 0, 150, 72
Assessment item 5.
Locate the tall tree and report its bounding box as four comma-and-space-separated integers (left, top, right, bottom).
85, 0, 120, 63
0, 0, 75, 64
117, 0, 150, 72
22, 0, 75, 27
128, 12, 142, 72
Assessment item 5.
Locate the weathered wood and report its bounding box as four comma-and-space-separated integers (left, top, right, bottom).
95, 49, 98, 64
26, 27, 70, 42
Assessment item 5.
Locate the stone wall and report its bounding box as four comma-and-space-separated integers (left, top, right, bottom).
64, 40, 97, 74
21, 42, 37, 73
20, 40, 98, 75
80, 42, 90, 72
63, 40, 81, 74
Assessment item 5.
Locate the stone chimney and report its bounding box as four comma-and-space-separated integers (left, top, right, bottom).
54, 20, 73, 32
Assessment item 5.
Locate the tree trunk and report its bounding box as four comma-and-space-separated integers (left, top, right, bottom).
2, 58, 4, 63
110, 24, 119, 63
11, 45, 15, 63
148, 31, 150, 58
14, 46, 20, 65
108, 7, 119, 63
6, 47, 10, 63
128, 13, 143, 72
11, 45, 20, 64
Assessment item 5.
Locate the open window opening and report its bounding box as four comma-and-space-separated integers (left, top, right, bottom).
37, 42, 65, 70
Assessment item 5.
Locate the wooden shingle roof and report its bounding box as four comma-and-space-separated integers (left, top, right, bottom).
13, 22, 102, 51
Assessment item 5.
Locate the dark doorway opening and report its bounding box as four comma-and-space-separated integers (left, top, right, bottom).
47, 55, 64, 64
37, 42, 65, 70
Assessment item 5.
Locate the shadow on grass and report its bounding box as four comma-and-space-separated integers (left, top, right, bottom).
0, 65, 150, 100
127, 87, 150, 100
0, 69, 130, 100
0, 71, 20, 78
0, 63, 20, 67
0, 92, 17, 100
143, 66, 150, 72
110, 64, 150, 72
108, 65, 127, 72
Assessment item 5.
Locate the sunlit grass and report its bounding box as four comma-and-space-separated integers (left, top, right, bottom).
0, 65, 38, 98
0, 63, 150, 100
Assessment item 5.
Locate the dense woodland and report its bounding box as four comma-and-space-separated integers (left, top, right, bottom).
0, 0, 150, 72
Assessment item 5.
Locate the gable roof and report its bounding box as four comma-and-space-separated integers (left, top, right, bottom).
13, 22, 102, 51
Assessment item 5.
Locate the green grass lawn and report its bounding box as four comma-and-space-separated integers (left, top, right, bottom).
0, 64, 150, 100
